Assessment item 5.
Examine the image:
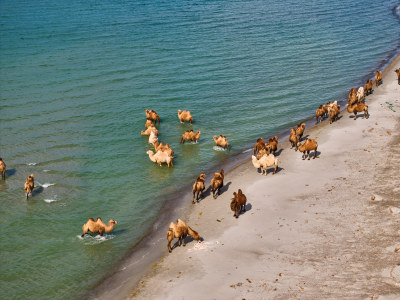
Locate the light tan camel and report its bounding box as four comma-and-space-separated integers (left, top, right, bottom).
180, 130, 201, 144
24, 174, 35, 199
211, 169, 224, 199
178, 110, 193, 124
145, 109, 160, 124
146, 150, 174, 167
251, 154, 279, 176
254, 138, 265, 155
0, 158, 6, 180
347, 102, 369, 120
148, 129, 159, 146
356, 86, 365, 102
167, 219, 200, 253
213, 135, 230, 151
364, 79, 373, 95
289, 128, 299, 151
298, 138, 318, 160
192, 173, 206, 203
154, 141, 174, 157
230, 189, 247, 218
375, 70, 382, 86
141, 125, 159, 136
81, 217, 117, 237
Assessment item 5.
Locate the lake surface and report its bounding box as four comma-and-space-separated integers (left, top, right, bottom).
0, 0, 399, 299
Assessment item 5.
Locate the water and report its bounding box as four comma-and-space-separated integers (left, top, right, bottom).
0, 0, 399, 299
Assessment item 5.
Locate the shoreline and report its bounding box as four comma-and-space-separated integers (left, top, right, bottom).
86, 50, 400, 300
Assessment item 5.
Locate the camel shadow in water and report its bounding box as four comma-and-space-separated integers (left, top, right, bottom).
5, 168, 17, 177
111, 228, 128, 236
31, 186, 44, 197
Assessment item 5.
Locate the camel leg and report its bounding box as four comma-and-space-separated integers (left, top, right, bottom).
302, 153, 305, 160
182, 234, 187, 247
307, 150, 311, 160
313, 148, 317, 159
273, 164, 277, 174
192, 192, 196, 204
354, 112, 357, 120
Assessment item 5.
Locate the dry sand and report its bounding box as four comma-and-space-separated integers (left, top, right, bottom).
96, 56, 400, 300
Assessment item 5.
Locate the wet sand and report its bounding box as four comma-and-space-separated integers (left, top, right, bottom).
94, 55, 400, 300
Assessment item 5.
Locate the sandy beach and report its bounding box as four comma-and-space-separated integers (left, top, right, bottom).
93, 55, 400, 300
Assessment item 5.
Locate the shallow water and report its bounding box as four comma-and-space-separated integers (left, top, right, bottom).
0, 0, 399, 299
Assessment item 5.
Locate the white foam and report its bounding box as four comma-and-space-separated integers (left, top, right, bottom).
27, 162, 37, 166
41, 183, 55, 188
79, 234, 115, 244
242, 148, 252, 153
213, 146, 226, 151
43, 170, 50, 173
44, 199, 57, 203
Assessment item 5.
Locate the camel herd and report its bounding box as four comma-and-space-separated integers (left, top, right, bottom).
0, 69, 393, 252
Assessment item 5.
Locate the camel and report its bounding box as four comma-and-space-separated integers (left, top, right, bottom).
348, 88, 357, 101
148, 129, 158, 146
295, 123, 306, 141
298, 138, 318, 160
81, 217, 117, 237
230, 189, 247, 218
145, 119, 154, 129
0, 158, 6, 180
154, 141, 174, 157
141, 125, 159, 136
146, 150, 174, 167
178, 110, 193, 124
253, 138, 266, 155
192, 173, 206, 203
356, 86, 365, 102
315, 105, 327, 124
328, 104, 341, 124
145, 109, 160, 124
180, 130, 201, 144
265, 136, 278, 155
251, 154, 279, 176
289, 128, 299, 151
213, 135, 230, 151
24, 174, 35, 199
346, 102, 369, 120
395, 69, 400, 85
211, 169, 224, 199
167, 219, 200, 253
375, 70, 382, 86
364, 79, 373, 95
256, 148, 269, 160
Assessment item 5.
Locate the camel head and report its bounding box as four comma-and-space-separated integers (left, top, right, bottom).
178, 109, 182, 115
146, 150, 154, 156
29, 174, 34, 179
200, 173, 205, 180
213, 136, 218, 142
251, 155, 261, 168
108, 219, 117, 225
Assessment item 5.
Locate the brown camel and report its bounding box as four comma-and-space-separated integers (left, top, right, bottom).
295, 123, 306, 141
265, 136, 278, 155
145, 109, 160, 124
375, 70, 382, 86
315, 105, 327, 124
211, 169, 224, 199
289, 128, 299, 151
364, 79, 373, 95
254, 138, 265, 155
167, 219, 200, 253
180, 130, 201, 144
192, 173, 206, 203
328, 104, 341, 124
24, 174, 35, 199
395, 69, 400, 85
81, 217, 117, 237
347, 102, 369, 120
298, 138, 318, 160
0, 158, 6, 180
230, 189, 247, 218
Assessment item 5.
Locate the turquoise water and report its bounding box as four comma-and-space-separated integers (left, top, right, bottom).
0, 0, 399, 299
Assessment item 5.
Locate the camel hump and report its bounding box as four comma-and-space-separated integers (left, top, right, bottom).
88, 217, 95, 222
96, 217, 103, 222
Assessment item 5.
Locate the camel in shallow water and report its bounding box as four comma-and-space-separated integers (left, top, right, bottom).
167, 219, 200, 253
178, 110, 194, 124
146, 150, 174, 167
192, 173, 206, 203
0, 158, 6, 180
145, 109, 160, 124
181, 130, 201, 144
213, 135, 230, 151
81, 218, 117, 237
24, 174, 35, 199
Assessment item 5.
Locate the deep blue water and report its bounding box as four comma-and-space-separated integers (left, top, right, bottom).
0, 0, 399, 299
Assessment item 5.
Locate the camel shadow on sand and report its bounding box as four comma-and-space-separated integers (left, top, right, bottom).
170, 236, 204, 252
196, 181, 231, 202
257, 167, 284, 175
